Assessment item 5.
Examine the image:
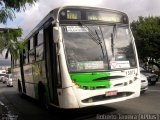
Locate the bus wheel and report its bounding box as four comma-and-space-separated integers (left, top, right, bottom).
38, 82, 48, 109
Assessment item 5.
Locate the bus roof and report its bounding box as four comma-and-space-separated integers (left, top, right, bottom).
24, 6, 127, 41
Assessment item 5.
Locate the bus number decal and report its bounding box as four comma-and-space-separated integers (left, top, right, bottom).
126, 70, 135, 76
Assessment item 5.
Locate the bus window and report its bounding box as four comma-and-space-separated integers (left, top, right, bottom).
29, 49, 35, 63
36, 44, 44, 61
37, 30, 43, 45
34, 34, 38, 46
30, 37, 34, 50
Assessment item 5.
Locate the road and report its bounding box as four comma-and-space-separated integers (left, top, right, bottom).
0, 82, 160, 120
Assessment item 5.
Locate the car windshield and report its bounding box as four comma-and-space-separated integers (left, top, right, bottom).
62, 24, 137, 72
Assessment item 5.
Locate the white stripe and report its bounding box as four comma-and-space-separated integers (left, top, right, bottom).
156, 82, 160, 84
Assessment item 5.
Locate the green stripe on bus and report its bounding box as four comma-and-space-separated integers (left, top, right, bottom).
70, 72, 110, 90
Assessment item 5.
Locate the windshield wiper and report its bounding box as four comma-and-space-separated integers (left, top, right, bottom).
111, 24, 117, 57
78, 22, 105, 58
95, 29, 105, 58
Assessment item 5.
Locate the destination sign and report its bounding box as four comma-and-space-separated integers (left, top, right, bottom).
66, 10, 81, 20
86, 11, 122, 22
60, 8, 128, 24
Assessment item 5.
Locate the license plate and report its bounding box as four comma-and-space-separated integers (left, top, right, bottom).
105, 91, 117, 96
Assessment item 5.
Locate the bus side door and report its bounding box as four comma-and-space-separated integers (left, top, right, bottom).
44, 24, 59, 106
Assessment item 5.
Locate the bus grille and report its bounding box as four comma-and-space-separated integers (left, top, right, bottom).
82, 92, 133, 103
96, 86, 106, 89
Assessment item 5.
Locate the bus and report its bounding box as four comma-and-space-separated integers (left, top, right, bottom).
12, 6, 140, 109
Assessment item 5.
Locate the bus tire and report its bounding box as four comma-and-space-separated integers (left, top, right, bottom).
38, 82, 48, 109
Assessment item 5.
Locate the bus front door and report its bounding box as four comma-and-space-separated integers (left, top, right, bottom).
44, 25, 59, 106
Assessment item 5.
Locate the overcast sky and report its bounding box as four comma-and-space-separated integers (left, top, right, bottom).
1, 0, 160, 38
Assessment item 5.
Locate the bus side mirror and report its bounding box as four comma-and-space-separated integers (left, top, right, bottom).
53, 26, 60, 43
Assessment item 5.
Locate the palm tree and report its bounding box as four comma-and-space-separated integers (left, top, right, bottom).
0, 0, 37, 59
0, 0, 37, 24
0, 28, 25, 59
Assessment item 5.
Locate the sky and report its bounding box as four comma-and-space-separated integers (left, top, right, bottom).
1, 0, 160, 37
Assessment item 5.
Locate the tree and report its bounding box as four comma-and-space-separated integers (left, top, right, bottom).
0, 28, 25, 59
131, 16, 160, 69
0, 0, 37, 59
0, 0, 37, 24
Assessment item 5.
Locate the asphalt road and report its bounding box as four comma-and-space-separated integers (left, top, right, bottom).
0, 82, 160, 120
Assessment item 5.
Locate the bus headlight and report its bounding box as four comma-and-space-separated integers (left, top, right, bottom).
90, 87, 95, 90
82, 86, 88, 90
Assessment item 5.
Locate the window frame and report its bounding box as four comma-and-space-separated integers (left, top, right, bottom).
35, 29, 44, 62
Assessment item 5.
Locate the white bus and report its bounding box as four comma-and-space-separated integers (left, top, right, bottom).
12, 6, 140, 109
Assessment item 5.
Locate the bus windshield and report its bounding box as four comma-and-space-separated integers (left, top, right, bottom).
62, 24, 136, 72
